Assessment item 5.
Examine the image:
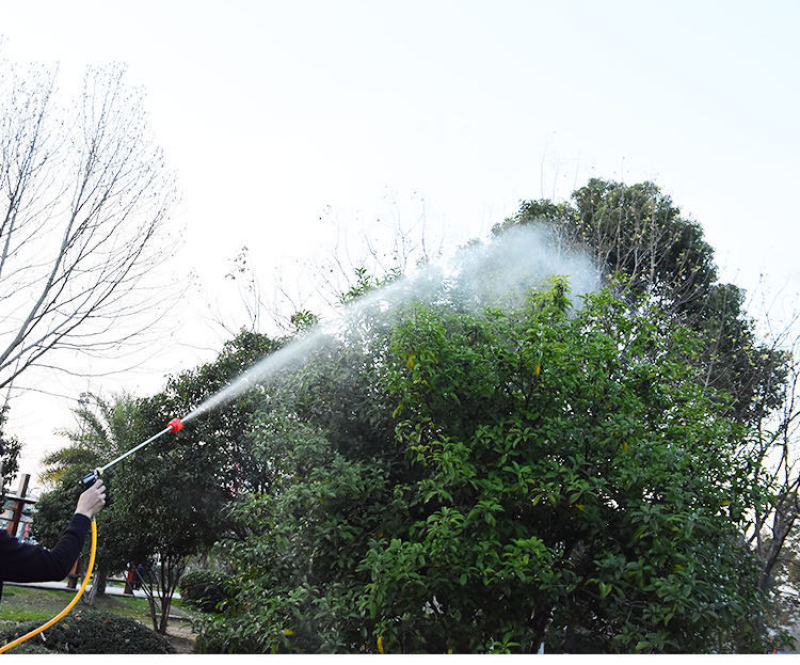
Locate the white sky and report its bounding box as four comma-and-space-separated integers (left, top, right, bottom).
1, 0, 799, 486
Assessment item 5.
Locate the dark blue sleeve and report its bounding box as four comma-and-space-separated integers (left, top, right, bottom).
0, 514, 91, 583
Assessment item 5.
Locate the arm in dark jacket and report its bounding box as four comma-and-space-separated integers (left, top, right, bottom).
0, 514, 91, 583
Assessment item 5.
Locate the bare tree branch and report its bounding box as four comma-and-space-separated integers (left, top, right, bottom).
0, 59, 179, 391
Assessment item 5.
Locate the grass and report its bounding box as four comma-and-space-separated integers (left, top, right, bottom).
0, 585, 198, 652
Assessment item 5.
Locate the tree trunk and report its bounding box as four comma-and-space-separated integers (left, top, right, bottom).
147, 594, 160, 633
158, 594, 172, 634
85, 569, 107, 606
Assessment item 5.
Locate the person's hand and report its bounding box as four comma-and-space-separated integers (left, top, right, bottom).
76, 480, 106, 519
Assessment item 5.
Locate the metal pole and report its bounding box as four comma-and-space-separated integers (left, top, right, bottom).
81, 426, 174, 487
98, 426, 172, 474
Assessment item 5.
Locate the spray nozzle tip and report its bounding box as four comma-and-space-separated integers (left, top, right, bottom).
167, 418, 183, 433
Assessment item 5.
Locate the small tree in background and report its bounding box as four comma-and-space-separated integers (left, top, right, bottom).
496, 179, 787, 426
32, 332, 284, 632
109, 393, 241, 635
35, 393, 150, 602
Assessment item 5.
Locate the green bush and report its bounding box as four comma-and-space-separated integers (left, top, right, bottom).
0, 610, 176, 654
179, 569, 228, 613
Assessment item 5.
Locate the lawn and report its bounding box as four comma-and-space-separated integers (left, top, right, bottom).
0, 585, 197, 652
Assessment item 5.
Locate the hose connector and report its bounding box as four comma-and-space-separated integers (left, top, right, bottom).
167, 417, 183, 433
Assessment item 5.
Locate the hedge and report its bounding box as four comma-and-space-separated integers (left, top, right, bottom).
179, 569, 228, 613
0, 610, 176, 654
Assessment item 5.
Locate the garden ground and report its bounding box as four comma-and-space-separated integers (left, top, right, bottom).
0, 584, 197, 653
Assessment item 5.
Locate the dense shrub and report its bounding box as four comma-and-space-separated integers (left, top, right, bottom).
197, 285, 770, 653
179, 569, 228, 613
0, 610, 176, 654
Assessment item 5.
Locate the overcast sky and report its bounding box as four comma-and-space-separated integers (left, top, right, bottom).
1, 0, 799, 485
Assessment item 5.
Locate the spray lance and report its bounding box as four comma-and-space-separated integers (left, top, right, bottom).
0, 417, 185, 654
79, 418, 184, 487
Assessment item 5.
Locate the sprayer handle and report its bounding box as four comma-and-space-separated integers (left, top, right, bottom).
81, 469, 101, 487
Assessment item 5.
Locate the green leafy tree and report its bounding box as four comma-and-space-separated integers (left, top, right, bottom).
494, 181, 717, 315
33, 385, 241, 628
363, 285, 767, 653
496, 179, 794, 614
103, 330, 294, 636
495, 179, 786, 426
195, 281, 769, 653
106, 392, 239, 635
196, 411, 401, 653
157, 330, 284, 495
193, 276, 408, 653
31, 330, 286, 633
34, 393, 147, 600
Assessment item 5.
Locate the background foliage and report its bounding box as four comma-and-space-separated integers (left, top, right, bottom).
26, 178, 798, 654
192, 281, 771, 654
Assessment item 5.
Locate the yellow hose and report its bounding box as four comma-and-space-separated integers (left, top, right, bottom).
0, 519, 97, 654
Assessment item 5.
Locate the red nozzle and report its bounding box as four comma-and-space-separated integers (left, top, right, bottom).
167, 418, 183, 433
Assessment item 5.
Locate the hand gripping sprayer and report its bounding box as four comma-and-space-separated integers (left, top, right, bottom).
0, 417, 184, 654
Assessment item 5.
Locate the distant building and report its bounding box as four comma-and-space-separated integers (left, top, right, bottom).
0, 474, 37, 542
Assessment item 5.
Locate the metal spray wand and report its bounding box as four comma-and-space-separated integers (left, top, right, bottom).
80, 418, 184, 486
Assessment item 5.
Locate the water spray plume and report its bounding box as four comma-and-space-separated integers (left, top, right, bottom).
183, 225, 600, 423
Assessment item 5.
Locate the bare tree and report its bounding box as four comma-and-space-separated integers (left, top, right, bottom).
0, 58, 177, 392
309, 191, 444, 311
746, 321, 800, 596
203, 193, 445, 340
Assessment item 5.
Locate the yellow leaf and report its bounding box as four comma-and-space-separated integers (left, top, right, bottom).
377, 636, 385, 654
534, 363, 541, 376
283, 629, 294, 636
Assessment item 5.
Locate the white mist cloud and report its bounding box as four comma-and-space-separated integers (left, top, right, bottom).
183, 223, 600, 422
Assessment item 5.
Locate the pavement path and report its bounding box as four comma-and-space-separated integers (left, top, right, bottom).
4, 580, 180, 600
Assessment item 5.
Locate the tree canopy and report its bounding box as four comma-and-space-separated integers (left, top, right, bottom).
495, 179, 787, 426
192, 280, 770, 654
27, 178, 796, 654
